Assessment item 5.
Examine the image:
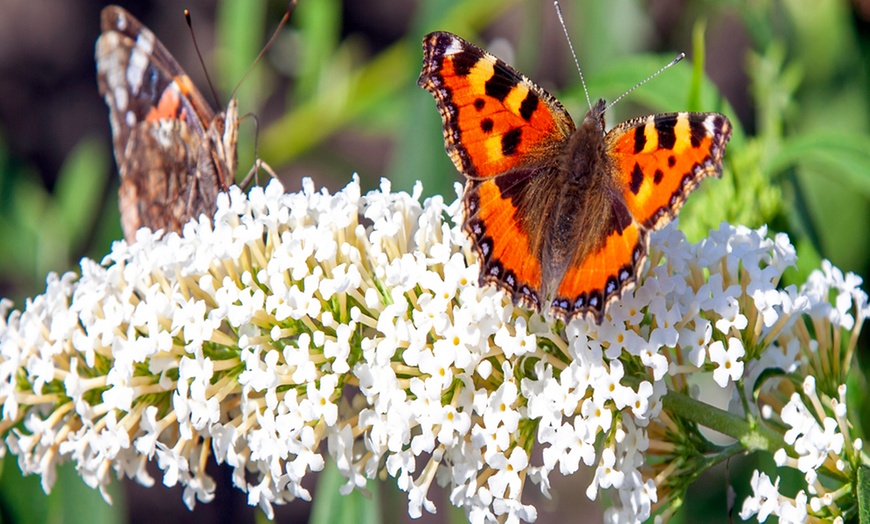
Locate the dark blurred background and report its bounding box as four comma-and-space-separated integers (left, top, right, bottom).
0, 0, 869, 523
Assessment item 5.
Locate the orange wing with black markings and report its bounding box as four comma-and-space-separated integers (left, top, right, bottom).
548, 108, 731, 322
550, 198, 649, 321
418, 31, 574, 179
607, 112, 732, 230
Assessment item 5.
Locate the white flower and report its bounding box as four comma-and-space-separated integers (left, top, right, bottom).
739, 470, 781, 522
708, 337, 745, 387
486, 447, 529, 499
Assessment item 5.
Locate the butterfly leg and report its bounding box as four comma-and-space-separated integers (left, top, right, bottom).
239, 158, 278, 190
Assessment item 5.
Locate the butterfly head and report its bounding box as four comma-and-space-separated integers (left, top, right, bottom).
583, 99, 608, 134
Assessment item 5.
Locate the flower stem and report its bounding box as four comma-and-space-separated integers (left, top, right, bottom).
662, 390, 786, 452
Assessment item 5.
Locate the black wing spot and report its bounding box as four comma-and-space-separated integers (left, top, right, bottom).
481, 118, 494, 133
484, 64, 516, 102
474, 98, 486, 111
465, 193, 480, 214
501, 128, 522, 156
633, 125, 647, 154
654, 115, 676, 150
519, 91, 539, 121
586, 292, 601, 308
653, 169, 664, 185
668, 155, 676, 167
451, 49, 480, 77
629, 163, 644, 195
485, 259, 505, 279
479, 237, 493, 260
689, 116, 706, 148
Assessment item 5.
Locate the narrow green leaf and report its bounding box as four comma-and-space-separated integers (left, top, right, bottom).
859, 465, 870, 524
310, 460, 381, 524
767, 132, 870, 197
295, 0, 341, 101
216, 0, 268, 103
54, 138, 109, 247
687, 19, 706, 112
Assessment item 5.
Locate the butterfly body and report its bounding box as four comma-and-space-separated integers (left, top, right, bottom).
419, 31, 731, 323
96, 6, 237, 242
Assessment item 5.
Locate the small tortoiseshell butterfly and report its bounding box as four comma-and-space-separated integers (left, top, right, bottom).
418, 31, 731, 323
96, 6, 240, 243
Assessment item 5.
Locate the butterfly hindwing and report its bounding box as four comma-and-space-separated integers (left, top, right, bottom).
464, 171, 545, 310
551, 199, 648, 321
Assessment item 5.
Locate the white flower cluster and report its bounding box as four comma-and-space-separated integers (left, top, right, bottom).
739, 376, 849, 524
0, 177, 866, 523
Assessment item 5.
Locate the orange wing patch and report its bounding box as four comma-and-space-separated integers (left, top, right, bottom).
418, 31, 573, 179
552, 216, 647, 322
464, 179, 543, 309
608, 112, 731, 229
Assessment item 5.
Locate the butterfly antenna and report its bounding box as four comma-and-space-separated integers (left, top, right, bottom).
185, 9, 222, 109
554, 1, 592, 111
231, 0, 296, 99
604, 52, 685, 113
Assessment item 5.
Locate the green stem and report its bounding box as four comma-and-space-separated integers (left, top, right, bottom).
662, 390, 786, 453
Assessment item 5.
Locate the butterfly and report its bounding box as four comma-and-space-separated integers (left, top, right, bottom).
96, 6, 240, 243
418, 31, 732, 323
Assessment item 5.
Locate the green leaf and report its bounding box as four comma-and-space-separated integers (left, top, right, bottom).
54, 138, 109, 248
216, 0, 268, 103
260, 0, 520, 171
0, 459, 123, 524
767, 131, 870, 198
859, 465, 870, 524
687, 20, 706, 112
310, 460, 381, 524
295, 0, 342, 101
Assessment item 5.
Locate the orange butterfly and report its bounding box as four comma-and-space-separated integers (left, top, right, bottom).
418, 32, 731, 323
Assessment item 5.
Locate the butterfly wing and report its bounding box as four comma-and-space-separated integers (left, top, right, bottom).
551, 110, 732, 322
117, 121, 202, 240
607, 112, 732, 230
96, 7, 215, 156
550, 196, 649, 322
96, 6, 233, 242
418, 31, 575, 308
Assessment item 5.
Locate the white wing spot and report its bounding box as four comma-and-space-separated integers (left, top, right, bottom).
125, 110, 136, 127
445, 38, 463, 55
703, 115, 717, 134
127, 31, 154, 96
113, 86, 128, 112
156, 120, 176, 149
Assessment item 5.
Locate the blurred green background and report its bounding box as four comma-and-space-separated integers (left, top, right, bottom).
0, 0, 868, 522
